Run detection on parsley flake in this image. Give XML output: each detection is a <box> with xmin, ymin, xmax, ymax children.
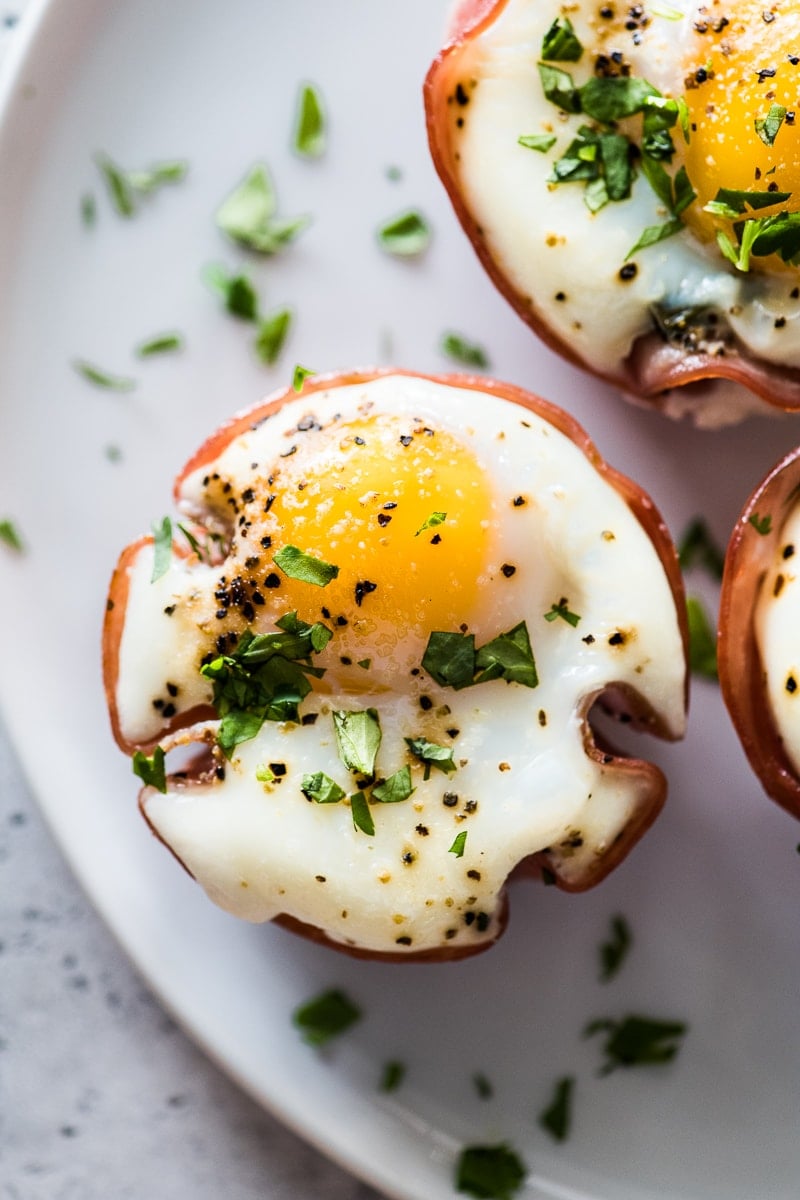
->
<box><xmin>255</xmin><ymin>764</ymin><xmax>275</xmax><ymax>784</ymax></box>
<box><xmin>132</xmin><ymin>746</ymin><xmax>167</xmax><ymax>793</ymax></box>
<box><xmin>449</xmin><ymin>830</ymin><xmax>468</xmax><ymax>858</ymax></box>
<box><xmin>150</xmin><ymin>516</ymin><xmax>173</xmax><ymax>583</ymax></box>
<box><xmin>541</xmin><ymin>16</ymin><xmax>583</xmax><ymax>62</ymax></box>
<box><xmin>94</xmin><ymin>152</ymin><xmax>187</xmax><ymax>217</ymax></box>
<box><xmin>415</xmin><ymin>511</ymin><xmax>447</xmax><ymax>536</ymax></box>
<box><xmin>81</xmin><ymin>193</ymin><xmax>96</xmax><ymax>227</ymax></box>
<box><xmin>72</xmin><ymin>360</ymin><xmax>136</xmax><ymax>391</ymax></box>
<box><xmin>136</xmin><ymin>332</ymin><xmax>184</xmax><ymax>358</ymax></box>
<box><xmin>686</xmin><ymin>595</ymin><xmax>718</xmax><ymax>680</ymax></box>
<box><xmin>755</xmin><ymin>103</ymin><xmax>787</xmax><ymax>148</ymax></box>
<box><xmin>350</xmin><ymin>790</ymin><xmax>375</xmax><ymax>836</ymax></box>
<box><xmin>273</xmin><ymin>544</ymin><xmax>339</xmax><ymax>586</ymax></box>
<box><xmin>599</xmin><ymin>914</ymin><xmax>632</xmax><ymax>982</ymax></box>
<box><xmin>544</xmin><ymin>598</ymin><xmax>580</xmax><ymax>627</ymax></box>
<box><xmin>585</xmin><ymin>1013</ymin><xmax>687</xmax><ymax>1074</ymax></box>
<box><xmin>216</xmin><ymin>164</ymin><xmax>309</xmax><ymax>254</ymax></box>
<box><xmin>518</xmin><ymin>133</ymin><xmax>557</xmax><ymax>153</ymax></box>
<box><xmin>333</xmin><ymin>708</ymin><xmax>382</xmax><ymax>777</ymax></box>
<box><xmin>455</xmin><ymin>1142</ymin><xmax>527</xmax><ymax>1200</ymax></box>
<box><xmin>406</xmin><ymin>736</ymin><xmax>457</xmax><ymax>779</ymax></box>
<box><xmin>372</xmin><ymin>766</ymin><xmax>414</xmax><ymax>804</ymax></box>
<box><xmin>538</xmin><ymin>1076</ymin><xmax>574</xmax><ymax>1142</ymax></box>
<box><xmin>473</xmin><ymin>1072</ymin><xmax>493</xmax><ymax>1099</ymax></box>
<box><xmin>537</xmin><ymin>63</ymin><xmax>581</xmax><ymax>113</ymax></box>
<box><xmin>301</xmin><ymin>772</ymin><xmax>346</xmax><ymax>804</ymax></box>
<box><xmin>749</xmin><ymin>511</ymin><xmax>772</xmax><ymax>535</ymax></box>
<box><xmin>377</xmin><ymin>209</ymin><xmax>431</xmax><ymax>256</ymax></box>
<box><xmin>293</xmin><ymin>83</ymin><xmax>326</xmax><ymax>158</ymax></box>
<box><xmin>203</xmin><ymin>263</ymin><xmax>260</xmax><ymax>321</ymax></box>
<box><xmin>292</xmin><ymin>988</ymin><xmax>361</xmax><ymax>1046</ymax></box>
<box><xmin>678</xmin><ymin>517</ymin><xmax>724</xmax><ymax>580</ymax></box>
<box><xmin>255</xmin><ymin>308</ymin><xmax>292</xmax><ymax>365</ymax></box>
<box><xmin>0</xmin><ymin>519</ymin><xmax>23</xmax><ymax>552</ymax></box>
<box><xmin>440</xmin><ymin>332</ymin><xmax>490</xmax><ymax>369</ymax></box>
<box><xmin>380</xmin><ymin>1060</ymin><xmax>406</xmax><ymax>1092</ymax></box>
<box><xmin>293</xmin><ymin>363</ymin><xmax>316</xmax><ymax>392</ymax></box>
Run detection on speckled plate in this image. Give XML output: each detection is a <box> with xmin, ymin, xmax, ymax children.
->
<box><xmin>2</xmin><ymin>2</ymin><xmax>800</xmax><ymax>1197</ymax></box>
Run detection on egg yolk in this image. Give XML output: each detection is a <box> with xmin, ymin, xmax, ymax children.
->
<box><xmin>260</xmin><ymin>412</ymin><xmax>494</xmax><ymax>665</ymax></box>
<box><xmin>682</xmin><ymin>0</ymin><xmax>800</xmax><ymax>256</ymax></box>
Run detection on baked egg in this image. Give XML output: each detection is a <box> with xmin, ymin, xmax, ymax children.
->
<box><xmin>426</xmin><ymin>0</ymin><xmax>800</xmax><ymax>426</ymax></box>
<box><xmin>103</xmin><ymin>370</ymin><xmax>688</xmax><ymax>959</ymax></box>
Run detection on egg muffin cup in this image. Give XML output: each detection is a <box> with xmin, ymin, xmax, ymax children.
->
<box><xmin>104</xmin><ymin>369</ymin><xmax>688</xmax><ymax>961</ymax></box>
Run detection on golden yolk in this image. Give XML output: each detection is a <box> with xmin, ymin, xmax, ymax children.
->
<box><xmin>682</xmin><ymin>0</ymin><xmax>800</xmax><ymax>258</ymax></box>
<box><xmin>260</xmin><ymin>413</ymin><xmax>494</xmax><ymax>670</ymax></box>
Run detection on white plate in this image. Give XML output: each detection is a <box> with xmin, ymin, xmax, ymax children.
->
<box><xmin>2</xmin><ymin>2</ymin><xmax>800</xmax><ymax>1197</ymax></box>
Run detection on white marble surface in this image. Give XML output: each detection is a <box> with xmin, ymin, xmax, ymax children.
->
<box><xmin>0</xmin><ymin>5</ymin><xmax>378</xmax><ymax>1197</ymax></box>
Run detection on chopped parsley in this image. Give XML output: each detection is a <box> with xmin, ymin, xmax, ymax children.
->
<box><xmin>406</xmin><ymin>737</ymin><xmax>457</xmax><ymax>779</ymax></box>
<box><xmin>372</xmin><ymin>766</ymin><xmax>414</xmax><ymax>804</ymax></box>
<box><xmin>293</xmin><ymin>83</ymin><xmax>326</xmax><ymax>158</ymax></box>
<box><xmin>94</xmin><ymin>152</ymin><xmax>187</xmax><ymax>217</ymax></box>
<box><xmin>585</xmin><ymin>1013</ymin><xmax>687</xmax><ymax>1074</ymax></box>
<box><xmin>377</xmin><ymin>209</ymin><xmax>431</xmax><ymax>256</ymax></box>
<box><xmin>0</xmin><ymin>519</ymin><xmax>23</xmax><ymax>552</ymax></box>
<box><xmin>415</xmin><ymin>511</ymin><xmax>447</xmax><ymax>536</ymax></box>
<box><xmin>176</xmin><ymin>522</ymin><xmax>224</xmax><ymax>565</ymax></box>
<box><xmin>132</xmin><ymin>746</ymin><xmax>167</xmax><ymax>793</ymax></box>
<box><xmin>333</xmin><ymin>708</ymin><xmax>382</xmax><ymax>776</ymax></box>
<box><xmin>380</xmin><ymin>1060</ymin><xmax>406</xmax><ymax>1092</ymax></box>
<box><xmin>448</xmin><ymin>830</ymin><xmax>468</xmax><ymax>858</ymax></box>
<box><xmin>533</xmin><ymin>58</ymin><xmax>699</xmax><ymax>248</ymax></box>
<box><xmin>292</xmin><ymin>988</ymin><xmax>361</xmax><ymax>1046</ymax></box>
<box><xmin>292</xmin><ymin>363</ymin><xmax>316</xmax><ymax>392</ymax></box>
<box><xmin>705</xmin><ymin>188</ymin><xmax>800</xmax><ymax>271</ymax></box>
<box><xmin>150</xmin><ymin>516</ymin><xmax>173</xmax><ymax>583</ymax></box>
<box><xmin>301</xmin><ymin>772</ymin><xmax>346</xmax><ymax>804</ymax></box>
<box><xmin>200</xmin><ymin>614</ymin><xmax>331</xmax><ymax>757</ymax></box>
<box><xmin>349</xmin><ymin>790</ymin><xmax>375</xmax><ymax>836</ymax></box>
<box><xmin>72</xmin><ymin>360</ymin><xmax>136</xmax><ymax>391</ymax></box>
<box><xmin>421</xmin><ymin>622</ymin><xmax>537</xmax><ymax>691</ymax></box>
<box><xmin>136</xmin><ymin>332</ymin><xmax>184</xmax><ymax>357</ymax></box>
<box><xmin>255</xmin><ymin>308</ymin><xmax>293</xmax><ymax>365</ymax></box>
<box><xmin>749</xmin><ymin>511</ymin><xmax>772</xmax><ymax>535</ymax></box>
<box><xmin>454</xmin><ymin>1142</ymin><xmax>527</xmax><ymax>1200</ymax></box>
<box><xmin>598</xmin><ymin>914</ymin><xmax>632</xmax><ymax>982</ymax></box>
<box><xmin>541</xmin><ymin>16</ymin><xmax>583</xmax><ymax>62</ymax></box>
<box><xmin>678</xmin><ymin>517</ymin><xmax>724</xmax><ymax>581</ymax></box>
<box><xmin>544</xmin><ymin>598</ymin><xmax>580</xmax><ymax>627</ymax></box>
<box><xmin>203</xmin><ymin>263</ymin><xmax>260</xmax><ymax>321</ymax></box>
<box><xmin>686</xmin><ymin>595</ymin><xmax>718</xmax><ymax>680</ymax></box>
<box><xmin>273</xmin><ymin>544</ymin><xmax>339</xmax><ymax>587</ymax></box>
<box><xmin>475</xmin><ymin>623</ymin><xmax>538</xmax><ymax>687</ymax></box>
<box><xmin>473</xmin><ymin>1072</ymin><xmax>493</xmax><ymax>1099</ymax></box>
<box><xmin>216</xmin><ymin>164</ymin><xmax>309</xmax><ymax>254</ymax></box>
<box><xmin>255</xmin><ymin>764</ymin><xmax>275</xmax><ymax>784</ymax></box>
<box><xmin>440</xmin><ymin>332</ymin><xmax>490</xmax><ymax>369</ymax></box>
<box><xmin>518</xmin><ymin>133</ymin><xmax>557</xmax><ymax>153</ymax></box>
<box><xmin>81</xmin><ymin>193</ymin><xmax>96</xmax><ymax>227</ymax></box>
<box><xmin>538</xmin><ymin>1076</ymin><xmax>574</xmax><ymax>1142</ymax></box>
<box><xmin>755</xmin><ymin>103</ymin><xmax>787</xmax><ymax>148</ymax></box>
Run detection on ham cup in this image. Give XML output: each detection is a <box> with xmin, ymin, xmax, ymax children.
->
<box><xmin>719</xmin><ymin>446</ymin><xmax>800</xmax><ymax>820</ymax></box>
<box><xmin>425</xmin><ymin>0</ymin><xmax>800</xmax><ymax>428</ymax></box>
<box><xmin>103</xmin><ymin>370</ymin><xmax>688</xmax><ymax>961</ymax></box>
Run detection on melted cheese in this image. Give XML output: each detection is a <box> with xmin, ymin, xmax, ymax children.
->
<box><xmin>114</xmin><ymin>375</ymin><xmax>686</xmax><ymax>954</ymax></box>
